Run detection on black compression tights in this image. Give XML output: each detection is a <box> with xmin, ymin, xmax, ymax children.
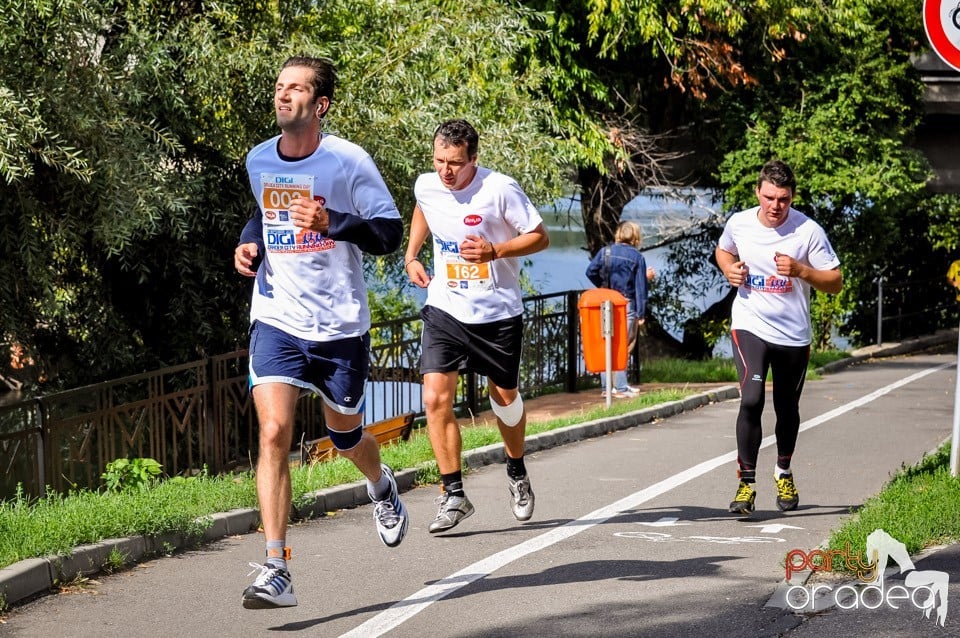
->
<box><xmin>732</xmin><ymin>329</ymin><xmax>810</xmax><ymax>477</ymax></box>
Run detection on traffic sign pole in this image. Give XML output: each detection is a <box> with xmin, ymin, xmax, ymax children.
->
<box><xmin>947</xmin><ymin>260</ymin><xmax>960</xmax><ymax>475</ymax></box>
<box><xmin>952</xmin><ymin>318</ymin><xmax>960</xmax><ymax>477</ymax></box>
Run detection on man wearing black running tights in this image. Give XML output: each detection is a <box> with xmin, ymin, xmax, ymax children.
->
<box><xmin>715</xmin><ymin>160</ymin><xmax>842</xmax><ymax>516</ymax></box>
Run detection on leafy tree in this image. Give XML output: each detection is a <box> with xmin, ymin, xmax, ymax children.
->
<box><xmin>0</xmin><ymin>0</ymin><xmax>566</xmax><ymax>390</ymax></box>
<box><xmin>518</xmin><ymin>0</ymin><xmax>951</xmax><ymax>353</ymax></box>
<box><xmin>518</xmin><ymin>0</ymin><xmax>821</xmax><ymax>254</ymax></box>
<box><xmin>2</xmin><ymin>0</ymin><xmax>951</xmax><ymax>391</ymax></box>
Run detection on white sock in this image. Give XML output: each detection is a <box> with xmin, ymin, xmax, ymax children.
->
<box><xmin>368</xmin><ymin>471</ymin><xmax>391</xmax><ymax>501</ymax></box>
<box><xmin>775</xmin><ymin>465</ymin><xmax>792</xmax><ymax>478</ymax></box>
<box><xmin>265</xmin><ymin>540</ymin><xmax>287</xmax><ymax>570</ymax></box>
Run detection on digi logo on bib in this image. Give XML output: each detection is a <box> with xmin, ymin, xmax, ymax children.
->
<box><xmin>436</xmin><ymin>239</ymin><xmax>459</xmax><ymax>253</ymax></box>
<box><xmin>464</xmin><ymin>214</ymin><xmax>482</xmax><ymax>226</ymax></box>
<box><xmin>745</xmin><ymin>273</ymin><xmax>793</xmax><ymax>294</ymax></box>
<box><xmin>267</xmin><ymin>229</ymin><xmax>296</xmax><ymax>248</ymax></box>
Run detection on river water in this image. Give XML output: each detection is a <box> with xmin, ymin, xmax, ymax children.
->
<box><xmin>528</xmin><ymin>190</ymin><xmax>728</xmax><ymax>337</ymax></box>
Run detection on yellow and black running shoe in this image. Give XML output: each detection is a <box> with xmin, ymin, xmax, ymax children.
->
<box><xmin>728</xmin><ymin>481</ymin><xmax>756</xmax><ymax>515</ymax></box>
<box><xmin>775</xmin><ymin>472</ymin><xmax>799</xmax><ymax>511</ymax></box>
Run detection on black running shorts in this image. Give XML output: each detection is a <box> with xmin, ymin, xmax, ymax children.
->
<box><xmin>419</xmin><ymin>304</ymin><xmax>523</xmax><ymax>390</ymax></box>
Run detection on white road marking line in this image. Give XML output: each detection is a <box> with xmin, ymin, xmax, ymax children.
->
<box><xmin>638</xmin><ymin>516</ymin><xmax>690</xmax><ymax>527</ymax></box>
<box><xmin>746</xmin><ymin>524</ymin><xmax>804</xmax><ymax>534</ymax></box>
<box><xmin>341</xmin><ymin>360</ymin><xmax>953</xmax><ymax>637</ymax></box>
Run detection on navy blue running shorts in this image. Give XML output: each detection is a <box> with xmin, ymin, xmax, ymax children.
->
<box><xmin>419</xmin><ymin>304</ymin><xmax>523</xmax><ymax>390</ymax></box>
<box><xmin>248</xmin><ymin>320</ymin><xmax>369</xmax><ymax>415</ymax></box>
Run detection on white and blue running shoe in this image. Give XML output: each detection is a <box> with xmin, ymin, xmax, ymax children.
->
<box><xmin>242</xmin><ymin>562</ymin><xmax>297</xmax><ymax>609</ymax></box>
<box><xmin>370</xmin><ymin>464</ymin><xmax>409</xmax><ymax>548</ymax></box>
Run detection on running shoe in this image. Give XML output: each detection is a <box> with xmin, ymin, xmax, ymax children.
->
<box><xmin>370</xmin><ymin>464</ymin><xmax>409</xmax><ymax>547</ymax></box>
<box><xmin>775</xmin><ymin>471</ymin><xmax>799</xmax><ymax>511</ymax></box>
<box><xmin>428</xmin><ymin>492</ymin><xmax>475</xmax><ymax>533</ymax></box>
<box><xmin>601</xmin><ymin>389</ymin><xmax>638</xmax><ymax>399</ymax></box>
<box><xmin>728</xmin><ymin>481</ymin><xmax>756</xmax><ymax>515</ymax></box>
<box><xmin>508</xmin><ymin>475</ymin><xmax>535</xmax><ymax>521</ymax></box>
<box><xmin>242</xmin><ymin>563</ymin><xmax>297</xmax><ymax>609</ymax></box>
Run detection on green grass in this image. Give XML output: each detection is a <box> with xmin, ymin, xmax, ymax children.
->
<box><xmin>0</xmin><ymin>476</ymin><xmax>259</xmax><ymax>572</ymax></box>
<box><xmin>0</xmin><ymin>388</ymin><xmax>689</xmax><ymax>572</ymax></box>
<box><xmin>826</xmin><ymin>442</ymin><xmax>960</xmax><ymax>563</ymax></box>
<box><xmin>639</xmin><ymin>350</ymin><xmax>849</xmax><ymax>384</ymax></box>
<box><xmin>642</xmin><ymin>357</ymin><xmax>738</xmax><ymax>383</ymax></box>
<box><xmin>809</xmin><ymin>349</ymin><xmax>851</xmax><ymax>370</ymax></box>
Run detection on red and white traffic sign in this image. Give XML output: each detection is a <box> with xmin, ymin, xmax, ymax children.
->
<box><xmin>925</xmin><ymin>0</ymin><xmax>960</xmax><ymax>72</ymax></box>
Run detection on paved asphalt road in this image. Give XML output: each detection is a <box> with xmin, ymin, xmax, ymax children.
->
<box><xmin>3</xmin><ymin>352</ymin><xmax>959</xmax><ymax>637</ymax></box>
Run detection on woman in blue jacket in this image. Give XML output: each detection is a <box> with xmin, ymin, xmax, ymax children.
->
<box><xmin>585</xmin><ymin>221</ymin><xmax>651</xmax><ymax>397</ymax></box>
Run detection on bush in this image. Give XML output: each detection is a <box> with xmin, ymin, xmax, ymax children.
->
<box><xmin>101</xmin><ymin>458</ymin><xmax>163</xmax><ymax>493</ymax></box>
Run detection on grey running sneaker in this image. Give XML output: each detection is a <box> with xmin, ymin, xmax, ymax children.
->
<box><xmin>370</xmin><ymin>464</ymin><xmax>409</xmax><ymax>548</ymax></box>
<box><xmin>428</xmin><ymin>492</ymin><xmax>475</xmax><ymax>533</ymax></box>
<box><xmin>242</xmin><ymin>563</ymin><xmax>297</xmax><ymax>609</ymax></box>
<box><xmin>508</xmin><ymin>475</ymin><xmax>535</xmax><ymax>521</ymax></box>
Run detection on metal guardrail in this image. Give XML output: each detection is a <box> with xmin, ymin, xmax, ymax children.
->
<box><xmin>873</xmin><ymin>276</ymin><xmax>959</xmax><ymax>345</ymax></box>
<box><xmin>0</xmin><ymin>291</ymin><xmax>590</xmax><ymax>499</ymax></box>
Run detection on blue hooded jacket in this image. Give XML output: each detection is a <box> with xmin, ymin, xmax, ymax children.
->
<box><xmin>585</xmin><ymin>243</ymin><xmax>648</xmax><ymax>318</ymax></box>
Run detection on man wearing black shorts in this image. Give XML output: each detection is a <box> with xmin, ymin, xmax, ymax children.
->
<box><xmin>716</xmin><ymin>160</ymin><xmax>842</xmax><ymax>516</ymax></box>
<box><xmin>404</xmin><ymin>119</ymin><xmax>549</xmax><ymax>532</ymax></box>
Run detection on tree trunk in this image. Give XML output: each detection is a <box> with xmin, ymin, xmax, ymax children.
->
<box><xmin>578</xmin><ymin>166</ymin><xmax>636</xmax><ymax>256</ymax></box>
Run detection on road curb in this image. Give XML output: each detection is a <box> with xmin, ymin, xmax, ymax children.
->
<box><xmin>0</xmin><ymin>333</ymin><xmax>949</xmax><ymax>610</ymax></box>
<box><xmin>816</xmin><ymin>328</ymin><xmax>958</xmax><ymax>375</ymax></box>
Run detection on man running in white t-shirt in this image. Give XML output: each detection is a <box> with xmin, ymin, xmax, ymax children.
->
<box><xmin>404</xmin><ymin>119</ymin><xmax>549</xmax><ymax>533</ymax></box>
<box><xmin>233</xmin><ymin>56</ymin><xmax>408</xmax><ymax>609</ymax></box>
<box><xmin>715</xmin><ymin>160</ymin><xmax>842</xmax><ymax>516</ymax></box>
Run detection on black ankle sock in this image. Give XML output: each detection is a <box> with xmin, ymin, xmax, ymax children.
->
<box><xmin>777</xmin><ymin>455</ymin><xmax>792</xmax><ymax>472</ymax></box>
<box><xmin>738</xmin><ymin>468</ymin><xmax>756</xmax><ymax>484</ymax></box>
<box><xmin>506</xmin><ymin>456</ymin><xmax>527</xmax><ymax>480</ymax></box>
<box><xmin>441</xmin><ymin>472</ymin><xmax>464</xmax><ymax>496</ymax></box>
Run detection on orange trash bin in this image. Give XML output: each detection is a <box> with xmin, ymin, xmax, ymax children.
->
<box><xmin>578</xmin><ymin>289</ymin><xmax>628</xmax><ymax>373</ymax></box>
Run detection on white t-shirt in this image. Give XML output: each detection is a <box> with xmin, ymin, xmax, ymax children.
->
<box><xmin>415</xmin><ymin>167</ymin><xmax>543</xmax><ymax>323</ymax></box>
<box><xmin>718</xmin><ymin>206</ymin><xmax>840</xmax><ymax>346</ymax></box>
<box><xmin>245</xmin><ymin>134</ymin><xmax>400</xmax><ymax>341</ymax></box>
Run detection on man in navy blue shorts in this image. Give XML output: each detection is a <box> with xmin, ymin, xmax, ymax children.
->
<box><xmin>233</xmin><ymin>56</ymin><xmax>408</xmax><ymax>609</ymax></box>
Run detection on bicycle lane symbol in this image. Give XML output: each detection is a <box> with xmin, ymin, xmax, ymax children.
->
<box><xmin>614</xmin><ymin>521</ymin><xmax>803</xmax><ymax>544</ymax></box>
<box><xmin>614</xmin><ymin>531</ymin><xmax>787</xmax><ymax>544</ymax></box>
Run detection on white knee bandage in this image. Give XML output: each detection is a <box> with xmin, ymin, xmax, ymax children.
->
<box><xmin>490</xmin><ymin>395</ymin><xmax>524</xmax><ymax>427</ymax></box>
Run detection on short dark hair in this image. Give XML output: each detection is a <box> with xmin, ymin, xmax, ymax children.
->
<box><xmin>757</xmin><ymin>160</ymin><xmax>796</xmax><ymax>193</ymax></box>
<box><xmin>281</xmin><ymin>56</ymin><xmax>336</xmax><ymax>103</ymax></box>
<box><xmin>434</xmin><ymin>119</ymin><xmax>479</xmax><ymax>158</ymax></box>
